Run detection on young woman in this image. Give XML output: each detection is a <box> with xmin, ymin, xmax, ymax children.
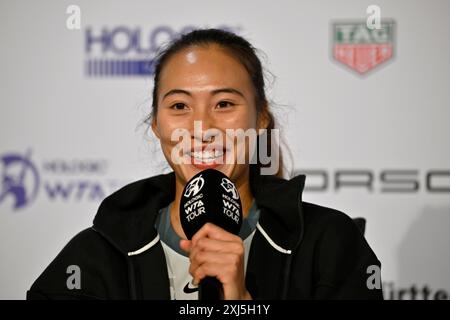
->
<box><xmin>27</xmin><ymin>29</ymin><xmax>382</xmax><ymax>300</ymax></box>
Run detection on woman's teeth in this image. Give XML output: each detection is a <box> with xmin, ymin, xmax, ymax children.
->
<box><xmin>189</xmin><ymin>150</ymin><xmax>224</xmax><ymax>162</ymax></box>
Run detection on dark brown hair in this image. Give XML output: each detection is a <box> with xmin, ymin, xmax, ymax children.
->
<box><xmin>148</xmin><ymin>28</ymin><xmax>283</xmax><ymax>177</ymax></box>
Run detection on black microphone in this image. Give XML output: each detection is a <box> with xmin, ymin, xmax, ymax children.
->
<box><xmin>180</xmin><ymin>169</ymin><xmax>243</xmax><ymax>300</ymax></box>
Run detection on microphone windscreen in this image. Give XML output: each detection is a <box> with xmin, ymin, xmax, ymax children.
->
<box><xmin>180</xmin><ymin>169</ymin><xmax>242</xmax><ymax>239</ymax></box>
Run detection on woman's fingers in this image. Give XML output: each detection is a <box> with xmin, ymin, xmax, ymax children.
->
<box><xmin>190</xmin><ymin>259</ymin><xmax>241</xmax><ymax>285</ymax></box>
<box><xmin>179</xmin><ymin>239</ymin><xmax>192</xmax><ymax>253</ymax></box>
<box><xmin>189</xmin><ymin>251</ymin><xmax>241</xmax><ymax>276</ymax></box>
<box><xmin>191</xmin><ymin>223</ymin><xmax>241</xmax><ymax>245</ymax></box>
<box><xmin>196</xmin><ymin>237</ymin><xmax>244</xmax><ymax>253</ymax></box>
<box><xmin>178</xmin><ymin>223</ymin><xmax>251</xmax><ymax>300</ymax></box>
<box><xmin>180</xmin><ymin>237</ymin><xmax>242</xmax><ymax>255</ymax></box>
<box><xmin>180</xmin><ymin>223</ymin><xmax>242</xmax><ymax>255</ymax></box>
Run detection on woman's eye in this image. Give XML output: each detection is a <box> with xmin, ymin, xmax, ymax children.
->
<box><xmin>217</xmin><ymin>101</ymin><xmax>234</xmax><ymax>109</ymax></box>
<box><xmin>171</xmin><ymin>103</ymin><xmax>187</xmax><ymax>110</ymax></box>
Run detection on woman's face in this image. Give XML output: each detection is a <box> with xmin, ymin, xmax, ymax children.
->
<box><xmin>152</xmin><ymin>44</ymin><xmax>262</xmax><ymax>187</ymax></box>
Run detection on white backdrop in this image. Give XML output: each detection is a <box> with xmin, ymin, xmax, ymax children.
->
<box><xmin>1</xmin><ymin>0</ymin><xmax>449</xmax><ymax>299</ymax></box>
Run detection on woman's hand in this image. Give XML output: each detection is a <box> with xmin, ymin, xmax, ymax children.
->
<box><xmin>180</xmin><ymin>223</ymin><xmax>252</xmax><ymax>300</ymax></box>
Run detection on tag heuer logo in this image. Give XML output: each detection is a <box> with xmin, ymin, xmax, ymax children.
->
<box><xmin>332</xmin><ymin>20</ymin><xmax>395</xmax><ymax>75</ymax></box>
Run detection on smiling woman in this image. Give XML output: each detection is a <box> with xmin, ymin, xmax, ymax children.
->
<box><xmin>27</xmin><ymin>29</ymin><xmax>383</xmax><ymax>300</ymax></box>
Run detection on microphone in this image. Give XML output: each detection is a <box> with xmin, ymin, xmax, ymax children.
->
<box><xmin>180</xmin><ymin>169</ymin><xmax>243</xmax><ymax>300</ymax></box>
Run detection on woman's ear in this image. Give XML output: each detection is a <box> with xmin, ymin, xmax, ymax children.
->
<box><xmin>257</xmin><ymin>105</ymin><xmax>271</xmax><ymax>131</ymax></box>
<box><xmin>151</xmin><ymin>117</ymin><xmax>161</xmax><ymax>139</ymax></box>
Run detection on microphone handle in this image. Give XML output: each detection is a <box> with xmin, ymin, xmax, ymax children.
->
<box><xmin>199</xmin><ymin>276</ymin><xmax>224</xmax><ymax>300</ymax></box>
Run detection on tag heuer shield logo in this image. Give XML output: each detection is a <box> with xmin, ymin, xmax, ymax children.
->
<box><xmin>332</xmin><ymin>20</ymin><xmax>395</xmax><ymax>75</ymax></box>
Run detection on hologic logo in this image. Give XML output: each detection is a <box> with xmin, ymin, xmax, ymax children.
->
<box><xmin>85</xmin><ymin>25</ymin><xmax>241</xmax><ymax>77</ymax></box>
<box><xmin>0</xmin><ymin>150</ymin><xmax>39</xmax><ymax>209</ymax></box>
<box><xmin>0</xmin><ymin>150</ymin><xmax>127</xmax><ymax>211</ymax></box>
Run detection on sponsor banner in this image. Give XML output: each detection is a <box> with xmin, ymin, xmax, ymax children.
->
<box><xmin>332</xmin><ymin>20</ymin><xmax>395</xmax><ymax>75</ymax></box>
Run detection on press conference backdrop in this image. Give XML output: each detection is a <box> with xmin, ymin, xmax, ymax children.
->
<box><xmin>1</xmin><ymin>0</ymin><xmax>449</xmax><ymax>300</ymax></box>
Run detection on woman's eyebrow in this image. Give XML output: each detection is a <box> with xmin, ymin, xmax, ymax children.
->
<box><xmin>162</xmin><ymin>88</ymin><xmax>245</xmax><ymax>100</ymax></box>
<box><xmin>211</xmin><ymin>88</ymin><xmax>245</xmax><ymax>98</ymax></box>
<box><xmin>162</xmin><ymin>89</ymin><xmax>191</xmax><ymax>100</ymax></box>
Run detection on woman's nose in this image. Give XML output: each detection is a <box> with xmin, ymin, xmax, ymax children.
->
<box><xmin>190</xmin><ymin>108</ymin><xmax>219</xmax><ymax>143</ymax></box>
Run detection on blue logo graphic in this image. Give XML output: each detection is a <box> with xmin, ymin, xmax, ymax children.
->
<box><xmin>0</xmin><ymin>150</ymin><xmax>40</xmax><ymax>209</ymax></box>
<box><xmin>1</xmin><ymin>150</ymin><xmax>127</xmax><ymax>211</ymax></box>
<box><xmin>85</xmin><ymin>25</ymin><xmax>240</xmax><ymax>77</ymax></box>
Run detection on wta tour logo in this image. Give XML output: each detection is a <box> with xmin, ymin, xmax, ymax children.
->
<box><xmin>0</xmin><ymin>151</ymin><xmax>40</xmax><ymax>209</ymax></box>
<box><xmin>221</xmin><ymin>177</ymin><xmax>239</xmax><ymax>200</ymax></box>
<box><xmin>0</xmin><ymin>150</ymin><xmax>126</xmax><ymax>211</ymax></box>
<box><xmin>332</xmin><ymin>20</ymin><xmax>395</xmax><ymax>75</ymax></box>
<box><xmin>184</xmin><ymin>175</ymin><xmax>205</xmax><ymax>198</ymax></box>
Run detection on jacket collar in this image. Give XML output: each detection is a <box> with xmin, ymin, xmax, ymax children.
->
<box><xmin>93</xmin><ymin>168</ymin><xmax>306</xmax><ymax>255</ymax></box>
<box><xmin>250</xmin><ymin>167</ymin><xmax>306</xmax><ymax>251</ymax></box>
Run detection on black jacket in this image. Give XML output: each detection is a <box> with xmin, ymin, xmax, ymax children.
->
<box><xmin>27</xmin><ymin>171</ymin><xmax>383</xmax><ymax>299</ymax></box>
